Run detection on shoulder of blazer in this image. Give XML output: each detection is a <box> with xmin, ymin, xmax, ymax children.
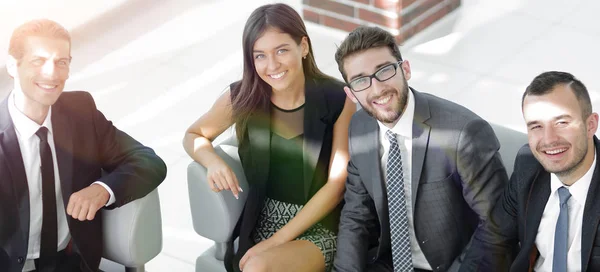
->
<box><xmin>414</xmin><ymin>89</ymin><xmax>483</xmax><ymax>126</ymax></box>
<box><xmin>53</xmin><ymin>91</ymin><xmax>97</xmax><ymax>116</ymax></box>
<box><xmin>350</xmin><ymin>109</ymin><xmax>373</xmax><ymax>126</ymax></box>
<box><xmin>312</xmin><ymin>77</ymin><xmax>345</xmax><ymax>99</ymax></box>
<box><xmin>306</xmin><ymin>77</ymin><xmax>347</xmax><ymax>124</ymax></box>
<box><xmin>512</xmin><ymin>144</ymin><xmax>543</xmax><ymax>186</ymax></box>
<box><xmin>348</xmin><ymin>109</ymin><xmax>377</xmax><ymax>139</ymax></box>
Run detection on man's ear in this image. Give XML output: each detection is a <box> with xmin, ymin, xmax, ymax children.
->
<box><xmin>343</xmin><ymin>86</ymin><xmax>358</xmax><ymax>103</ymax></box>
<box><xmin>401</xmin><ymin>60</ymin><xmax>411</xmax><ymax>81</ymax></box>
<box><xmin>587</xmin><ymin>112</ymin><xmax>599</xmax><ymax>138</ymax></box>
<box><xmin>6</xmin><ymin>55</ymin><xmax>18</xmax><ymax>79</ymax></box>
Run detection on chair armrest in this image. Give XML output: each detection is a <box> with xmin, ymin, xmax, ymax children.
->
<box><xmin>101</xmin><ymin>188</ymin><xmax>162</xmax><ymax>267</ymax></box>
<box><xmin>187</xmin><ymin>143</ymin><xmax>248</xmax><ymax>244</ymax></box>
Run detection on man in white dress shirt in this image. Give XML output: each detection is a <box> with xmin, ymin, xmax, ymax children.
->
<box><xmin>461</xmin><ymin>71</ymin><xmax>600</xmax><ymax>272</ymax></box>
<box><xmin>0</xmin><ymin>19</ymin><xmax>166</xmax><ymax>272</ymax></box>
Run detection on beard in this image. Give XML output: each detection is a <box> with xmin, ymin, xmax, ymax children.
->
<box><xmin>357</xmin><ymin>80</ymin><xmax>409</xmax><ymax>125</ymax></box>
<box><xmin>534</xmin><ymin>131</ymin><xmax>589</xmax><ymax>178</ymax></box>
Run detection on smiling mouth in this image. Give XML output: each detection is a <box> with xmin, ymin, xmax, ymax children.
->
<box><xmin>543</xmin><ymin>148</ymin><xmax>568</xmax><ymax>155</ymax></box>
<box><xmin>36</xmin><ymin>83</ymin><xmax>58</xmax><ymax>90</ymax></box>
<box><xmin>269</xmin><ymin>71</ymin><xmax>286</xmax><ymax>79</ymax></box>
<box><xmin>372</xmin><ymin>93</ymin><xmax>394</xmax><ymax>106</ymax></box>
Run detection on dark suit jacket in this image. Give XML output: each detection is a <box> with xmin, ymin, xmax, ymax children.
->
<box><xmin>0</xmin><ymin>91</ymin><xmax>166</xmax><ymax>272</ymax></box>
<box><xmin>460</xmin><ymin>137</ymin><xmax>600</xmax><ymax>272</ymax></box>
<box><xmin>334</xmin><ymin>90</ymin><xmax>508</xmax><ymax>272</ymax></box>
<box><xmin>224</xmin><ymin>78</ymin><xmax>347</xmax><ymax>272</ymax></box>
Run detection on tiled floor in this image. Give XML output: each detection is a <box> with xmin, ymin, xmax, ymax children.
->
<box><xmin>1</xmin><ymin>0</ymin><xmax>599</xmax><ymax>271</ymax></box>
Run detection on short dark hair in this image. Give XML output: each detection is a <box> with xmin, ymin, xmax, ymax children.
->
<box><xmin>522</xmin><ymin>71</ymin><xmax>592</xmax><ymax>118</ymax></box>
<box><xmin>334</xmin><ymin>26</ymin><xmax>402</xmax><ymax>82</ymax></box>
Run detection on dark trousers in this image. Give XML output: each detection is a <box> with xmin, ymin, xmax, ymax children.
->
<box><xmin>32</xmin><ymin>250</ymin><xmax>82</xmax><ymax>272</ymax></box>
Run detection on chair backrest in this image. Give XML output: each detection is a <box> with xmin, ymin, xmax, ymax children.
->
<box><xmin>187</xmin><ymin>138</ymin><xmax>248</xmax><ymax>244</ymax></box>
<box><xmin>489</xmin><ymin>123</ymin><xmax>528</xmax><ymax>176</ymax></box>
<box><xmin>101</xmin><ymin>188</ymin><xmax>163</xmax><ymax>267</ymax></box>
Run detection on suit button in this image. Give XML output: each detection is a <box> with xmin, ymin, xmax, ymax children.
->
<box><xmin>17</xmin><ymin>257</ymin><xmax>24</xmax><ymax>263</ymax></box>
<box><xmin>421</xmin><ymin>239</ymin><xmax>428</xmax><ymax>244</ymax></box>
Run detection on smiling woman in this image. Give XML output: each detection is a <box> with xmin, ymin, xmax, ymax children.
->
<box><xmin>252</xmin><ymin>27</ymin><xmax>307</xmax><ymax>96</ymax></box>
<box><xmin>182</xmin><ymin>3</ymin><xmax>356</xmax><ymax>272</ymax></box>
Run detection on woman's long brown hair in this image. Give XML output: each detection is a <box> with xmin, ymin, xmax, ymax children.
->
<box><xmin>231</xmin><ymin>3</ymin><xmax>331</xmax><ymax>143</ymax></box>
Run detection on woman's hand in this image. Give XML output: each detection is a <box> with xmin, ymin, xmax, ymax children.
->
<box><xmin>206</xmin><ymin>159</ymin><xmax>242</xmax><ymax>199</ymax></box>
<box><xmin>239</xmin><ymin>237</ymin><xmax>282</xmax><ymax>271</ymax></box>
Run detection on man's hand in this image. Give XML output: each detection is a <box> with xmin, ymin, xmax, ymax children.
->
<box><xmin>66</xmin><ymin>184</ymin><xmax>110</xmax><ymax>221</ymax></box>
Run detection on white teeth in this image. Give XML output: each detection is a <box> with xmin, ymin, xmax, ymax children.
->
<box><xmin>269</xmin><ymin>71</ymin><xmax>286</xmax><ymax>79</ymax></box>
<box><xmin>545</xmin><ymin>148</ymin><xmax>567</xmax><ymax>155</ymax></box>
<box><xmin>38</xmin><ymin>84</ymin><xmax>57</xmax><ymax>89</ymax></box>
<box><xmin>374</xmin><ymin>96</ymin><xmax>391</xmax><ymax>104</ymax></box>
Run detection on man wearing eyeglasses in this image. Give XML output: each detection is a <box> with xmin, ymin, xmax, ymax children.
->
<box><xmin>332</xmin><ymin>26</ymin><xmax>508</xmax><ymax>272</ymax></box>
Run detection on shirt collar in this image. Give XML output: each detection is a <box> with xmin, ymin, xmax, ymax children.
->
<box><xmin>378</xmin><ymin>89</ymin><xmax>415</xmax><ymax>139</ymax></box>
<box><xmin>7</xmin><ymin>91</ymin><xmax>54</xmax><ymax>140</ymax></box>
<box><xmin>550</xmin><ymin>151</ymin><xmax>597</xmax><ymax>206</ymax></box>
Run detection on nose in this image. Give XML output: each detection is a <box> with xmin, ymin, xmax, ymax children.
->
<box><xmin>267</xmin><ymin>55</ymin><xmax>280</xmax><ymax>71</ymax></box>
<box><xmin>40</xmin><ymin>60</ymin><xmax>56</xmax><ymax>78</ymax></box>
<box><xmin>370</xmin><ymin>77</ymin><xmax>385</xmax><ymax>96</ymax></box>
<box><xmin>542</xmin><ymin>126</ymin><xmax>560</xmax><ymax>145</ymax></box>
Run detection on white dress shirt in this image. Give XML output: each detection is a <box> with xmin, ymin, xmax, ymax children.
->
<box><xmin>378</xmin><ymin>90</ymin><xmax>432</xmax><ymax>270</ymax></box>
<box><xmin>7</xmin><ymin>92</ymin><xmax>115</xmax><ymax>272</ymax></box>
<box><xmin>534</xmin><ymin>153</ymin><xmax>596</xmax><ymax>272</ymax></box>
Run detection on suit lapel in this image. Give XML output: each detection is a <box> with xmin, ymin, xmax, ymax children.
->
<box><xmin>580</xmin><ymin>137</ymin><xmax>600</xmax><ymax>271</ymax></box>
<box><xmin>302</xmin><ymin>79</ymin><xmax>327</xmax><ymax>200</ymax></box>
<box><xmin>524</xmin><ymin>170</ymin><xmax>550</xmax><ymax>251</ymax></box>
<box><xmin>0</xmin><ymin>97</ymin><xmax>30</xmax><ymax>245</ymax></box>
<box><xmin>366</xmin><ymin>117</ymin><xmax>388</xmax><ymax>221</ymax></box>
<box><xmin>51</xmin><ymin>104</ymin><xmax>74</xmax><ymax>207</ymax></box>
<box><xmin>361</xmin><ymin>114</ymin><xmax>391</xmax><ymax>252</ymax></box>
<box><xmin>410</xmin><ymin>90</ymin><xmax>431</xmax><ymax>211</ymax></box>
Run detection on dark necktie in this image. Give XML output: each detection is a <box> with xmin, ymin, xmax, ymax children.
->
<box><xmin>36</xmin><ymin>127</ymin><xmax>58</xmax><ymax>269</ymax></box>
<box><xmin>553</xmin><ymin>186</ymin><xmax>571</xmax><ymax>272</ymax></box>
<box><xmin>385</xmin><ymin>130</ymin><xmax>413</xmax><ymax>271</ymax></box>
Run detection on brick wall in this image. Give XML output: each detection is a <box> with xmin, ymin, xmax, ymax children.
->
<box><xmin>303</xmin><ymin>0</ymin><xmax>461</xmax><ymax>43</ymax></box>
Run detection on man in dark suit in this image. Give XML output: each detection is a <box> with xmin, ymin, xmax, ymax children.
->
<box><xmin>332</xmin><ymin>26</ymin><xmax>508</xmax><ymax>272</ymax></box>
<box><xmin>0</xmin><ymin>19</ymin><xmax>166</xmax><ymax>272</ymax></box>
<box><xmin>460</xmin><ymin>71</ymin><xmax>600</xmax><ymax>272</ymax></box>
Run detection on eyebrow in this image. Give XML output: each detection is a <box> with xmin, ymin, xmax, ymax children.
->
<box><xmin>348</xmin><ymin>61</ymin><xmax>395</xmax><ymax>81</ymax></box>
<box><xmin>29</xmin><ymin>55</ymin><xmax>72</xmax><ymax>61</ymax></box>
<box><xmin>253</xmin><ymin>43</ymin><xmax>290</xmax><ymax>53</ymax></box>
<box><xmin>526</xmin><ymin>114</ymin><xmax>572</xmax><ymax>126</ymax></box>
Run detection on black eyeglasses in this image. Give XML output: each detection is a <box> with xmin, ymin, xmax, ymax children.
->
<box><xmin>348</xmin><ymin>61</ymin><xmax>403</xmax><ymax>92</ymax></box>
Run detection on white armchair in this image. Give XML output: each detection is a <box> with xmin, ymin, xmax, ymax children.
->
<box><xmin>100</xmin><ymin>188</ymin><xmax>163</xmax><ymax>272</ymax></box>
<box><xmin>185</xmin><ymin>124</ymin><xmax>526</xmax><ymax>272</ymax></box>
<box><xmin>187</xmin><ymin>137</ymin><xmax>247</xmax><ymax>272</ymax></box>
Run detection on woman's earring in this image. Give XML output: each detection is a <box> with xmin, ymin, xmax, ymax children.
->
<box><xmin>303</xmin><ymin>55</ymin><xmax>307</xmax><ymax>59</ymax></box>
